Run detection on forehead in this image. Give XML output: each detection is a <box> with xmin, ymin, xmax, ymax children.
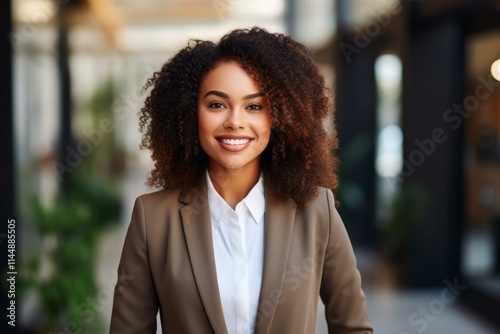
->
<box><xmin>200</xmin><ymin>61</ymin><xmax>261</xmax><ymax>93</ymax></box>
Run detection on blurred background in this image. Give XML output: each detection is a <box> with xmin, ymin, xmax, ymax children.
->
<box><xmin>2</xmin><ymin>0</ymin><xmax>500</xmax><ymax>333</ymax></box>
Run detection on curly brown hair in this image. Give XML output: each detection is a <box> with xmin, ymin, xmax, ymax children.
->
<box><xmin>139</xmin><ymin>27</ymin><xmax>339</xmax><ymax>209</ymax></box>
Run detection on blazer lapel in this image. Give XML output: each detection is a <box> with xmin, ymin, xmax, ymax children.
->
<box><xmin>255</xmin><ymin>193</ymin><xmax>297</xmax><ymax>334</ymax></box>
<box><xmin>179</xmin><ymin>175</ymin><xmax>228</xmax><ymax>334</ymax></box>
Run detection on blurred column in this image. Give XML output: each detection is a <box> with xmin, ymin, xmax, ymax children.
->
<box><xmin>336</xmin><ymin>0</ymin><xmax>350</xmax><ymax>36</ymax></box>
<box><xmin>496</xmin><ymin>217</ymin><xmax>500</xmax><ymax>273</ymax></box>
<box><xmin>1</xmin><ymin>1</ymin><xmax>15</xmax><ymax>333</ymax></box>
<box><xmin>285</xmin><ymin>0</ymin><xmax>298</xmax><ymax>37</ymax></box>
<box><xmin>335</xmin><ymin>0</ymin><xmax>377</xmax><ymax>246</ymax></box>
<box><xmin>57</xmin><ymin>3</ymin><xmax>73</xmax><ymax>195</ymax></box>
<box><xmin>1</xmin><ymin>3</ymin><xmax>14</xmax><ymax>216</ymax></box>
<box><xmin>402</xmin><ymin>6</ymin><xmax>464</xmax><ymax>287</ymax></box>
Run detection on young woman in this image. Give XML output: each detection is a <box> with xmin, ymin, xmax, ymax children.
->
<box><xmin>110</xmin><ymin>27</ymin><xmax>373</xmax><ymax>334</ymax></box>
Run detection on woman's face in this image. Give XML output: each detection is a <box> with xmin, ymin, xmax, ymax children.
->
<box><xmin>197</xmin><ymin>61</ymin><xmax>271</xmax><ymax>175</ymax></box>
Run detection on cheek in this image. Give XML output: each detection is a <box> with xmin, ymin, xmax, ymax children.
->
<box><xmin>197</xmin><ymin>111</ymin><xmax>219</xmax><ymax>152</ymax></box>
<box><xmin>261</xmin><ymin>117</ymin><xmax>272</xmax><ymax>141</ymax></box>
<box><xmin>197</xmin><ymin>125</ymin><xmax>211</xmax><ymax>155</ymax></box>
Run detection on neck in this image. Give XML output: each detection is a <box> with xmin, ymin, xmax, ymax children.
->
<box><xmin>208</xmin><ymin>163</ymin><xmax>261</xmax><ymax>210</ymax></box>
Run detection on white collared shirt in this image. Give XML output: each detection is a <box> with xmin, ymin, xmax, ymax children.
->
<box><xmin>206</xmin><ymin>171</ymin><xmax>265</xmax><ymax>334</ymax></box>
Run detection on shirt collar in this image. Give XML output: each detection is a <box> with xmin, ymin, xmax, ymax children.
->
<box><xmin>206</xmin><ymin>170</ymin><xmax>265</xmax><ymax>228</ymax></box>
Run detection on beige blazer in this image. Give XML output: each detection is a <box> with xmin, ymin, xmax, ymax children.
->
<box><xmin>110</xmin><ymin>175</ymin><xmax>372</xmax><ymax>334</ymax></box>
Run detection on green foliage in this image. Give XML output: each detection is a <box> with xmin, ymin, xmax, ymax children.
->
<box><xmin>336</xmin><ymin>132</ymin><xmax>374</xmax><ymax>239</ymax></box>
<box><xmin>19</xmin><ymin>75</ymin><xmax>126</xmax><ymax>332</ymax></box>
<box><xmin>381</xmin><ymin>181</ymin><xmax>432</xmax><ymax>263</ymax></box>
<box><xmin>22</xmin><ymin>172</ymin><xmax>121</xmax><ymax>332</ymax></box>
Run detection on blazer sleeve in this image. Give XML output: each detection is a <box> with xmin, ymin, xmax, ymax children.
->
<box><xmin>109</xmin><ymin>196</ymin><xmax>159</xmax><ymax>333</ymax></box>
<box><xmin>320</xmin><ymin>189</ymin><xmax>373</xmax><ymax>334</ymax></box>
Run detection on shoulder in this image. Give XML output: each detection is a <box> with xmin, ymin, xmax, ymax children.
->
<box><xmin>136</xmin><ymin>188</ymin><xmax>182</xmax><ymax>206</ymax></box>
<box><xmin>127</xmin><ymin>188</ymin><xmax>186</xmax><ymax>252</ymax></box>
<box><xmin>132</xmin><ymin>187</ymin><xmax>183</xmax><ymax>221</ymax></box>
<box><xmin>137</xmin><ymin>187</ymin><xmax>182</xmax><ymax>205</ymax></box>
<box><xmin>299</xmin><ymin>187</ymin><xmax>335</xmax><ymax>216</ymax></box>
<box><xmin>291</xmin><ymin>187</ymin><xmax>337</xmax><ymax>237</ymax></box>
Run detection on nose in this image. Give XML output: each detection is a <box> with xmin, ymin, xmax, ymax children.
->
<box><xmin>223</xmin><ymin>108</ymin><xmax>245</xmax><ymax>130</ymax></box>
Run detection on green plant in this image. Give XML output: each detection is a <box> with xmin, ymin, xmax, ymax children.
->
<box><xmin>19</xmin><ymin>76</ymin><xmax>125</xmax><ymax>332</ymax></box>
<box><xmin>381</xmin><ymin>181</ymin><xmax>432</xmax><ymax>264</ymax></box>
<box><xmin>22</xmin><ymin>172</ymin><xmax>121</xmax><ymax>332</ymax></box>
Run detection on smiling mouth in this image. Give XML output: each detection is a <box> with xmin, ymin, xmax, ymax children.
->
<box><xmin>217</xmin><ymin>138</ymin><xmax>252</xmax><ymax>146</ymax></box>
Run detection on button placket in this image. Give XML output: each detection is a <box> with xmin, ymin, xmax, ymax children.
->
<box><xmin>230</xmin><ymin>207</ymin><xmax>250</xmax><ymax>333</ymax></box>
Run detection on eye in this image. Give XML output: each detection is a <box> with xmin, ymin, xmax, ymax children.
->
<box><xmin>247</xmin><ymin>103</ymin><xmax>263</xmax><ymax>111</ymax></box>
<box><xmin>208</xmin><ymin>101</ymin><xmax>225</xmax><ymax>109</ymax></box>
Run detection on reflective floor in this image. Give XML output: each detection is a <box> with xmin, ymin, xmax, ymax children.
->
<box><xmin>316</xmin><ymin>289</ymin><xmax>498</xmax><ymax>334</ymax></box>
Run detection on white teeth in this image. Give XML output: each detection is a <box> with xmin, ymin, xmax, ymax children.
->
<box><xmin>220</xmin><ymin>138</ymin><xmax>250</xmax><ymax>145</ymax></box>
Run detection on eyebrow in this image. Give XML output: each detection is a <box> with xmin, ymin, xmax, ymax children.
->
<box><xmin>204</xmin><ymin>90</ymin><xmax>264</xmax><ymax>100</ymax></box>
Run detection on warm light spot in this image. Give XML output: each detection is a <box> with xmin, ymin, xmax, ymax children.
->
<box><xmin>491</xmin><ymin>59</ymin><xmax>500</xmax><ymax>82</ymax></box>
<box><xmin>16</xmin><ymin>0</ymin><xmax>57</xmax><ymax>24</ymax></box>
